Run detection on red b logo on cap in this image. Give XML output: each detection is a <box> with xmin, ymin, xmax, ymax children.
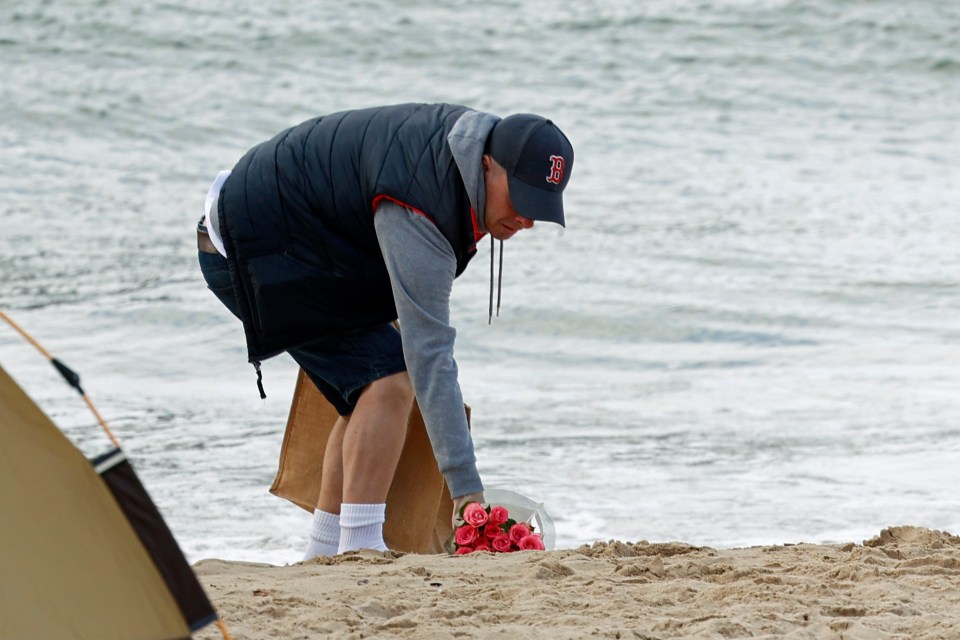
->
<box><xmin>546</xmin><ymin>155</ymin><xmax>565</xmax><ymax>185</ymax></box>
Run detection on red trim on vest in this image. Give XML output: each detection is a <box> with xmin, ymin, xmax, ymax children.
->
<box><xmin>372</xmin><ymin>195</ymin><xmax>436</xmax><ymax>223</ymax></box>
<box><xmin>469</xmin><ymin>206</ymin><xmax>487</xmax><ymax>243</ymax></box>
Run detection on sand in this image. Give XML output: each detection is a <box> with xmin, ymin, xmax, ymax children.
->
<box><xmin>192</xmin><ymin>526</ymin><xmax>960</xmax><ymax>639</ymax></box>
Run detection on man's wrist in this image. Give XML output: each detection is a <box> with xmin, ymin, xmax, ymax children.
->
<box><xmin>446</xmin><ymin>469</ymin><xmax>484</xmax><ymax>501</ymax></box>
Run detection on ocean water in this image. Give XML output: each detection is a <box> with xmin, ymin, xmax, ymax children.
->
<box><xmin>2</xmin><ymin>0</ymin><xmax>958</xmax><ymax>565</ymax></box>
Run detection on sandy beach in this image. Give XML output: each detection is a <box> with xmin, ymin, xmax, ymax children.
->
<box><xmin>192</xmin><ymin>526</ymin><xmax>960</xmax><ymax>639</ymax></box>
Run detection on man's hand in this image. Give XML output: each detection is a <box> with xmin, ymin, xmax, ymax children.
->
<box><xmin>451</xmin><ymin>492</ymin><xmax>484</xmax><ymax>529</ymax></box>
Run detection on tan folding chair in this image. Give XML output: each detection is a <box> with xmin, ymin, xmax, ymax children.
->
<box><xmin>270</xmin><ymin>368</ymin><xmax>463</xmax><ymax>553</ymax></box>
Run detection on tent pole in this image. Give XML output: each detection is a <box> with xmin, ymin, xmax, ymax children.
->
<box><xmin>215</xmin><ymin>618</ymin><xmax>234</xmax><ymax>640</ymax></box>
<box><xmin>0</xmin><ymin>309</ymin><xmax>121</xmax><ymax>448</ymax></box>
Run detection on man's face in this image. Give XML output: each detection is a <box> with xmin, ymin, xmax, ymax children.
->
<box><xmin>483</xmin><ymin>155</ymin><xmax>535</xmax><ymax>241</ymax></box>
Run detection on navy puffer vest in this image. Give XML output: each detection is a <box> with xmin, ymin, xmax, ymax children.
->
<box><xmin>219</xmin><ymin>103</ymin><xmax>481</xmax><ymax>362</ymax></box>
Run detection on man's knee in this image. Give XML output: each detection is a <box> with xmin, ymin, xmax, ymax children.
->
<box><xmin>363</xmin><ymin>371</ymin><xmax>414</xmax><ymax>407</ymax></box>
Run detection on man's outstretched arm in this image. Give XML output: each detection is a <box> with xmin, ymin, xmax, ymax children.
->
<box><xmin>374</xmin><ymin>202</ymin><xmax>484</xmax><ymax>502</ymax></box>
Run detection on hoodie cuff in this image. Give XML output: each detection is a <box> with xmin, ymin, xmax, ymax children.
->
<box><xmin>444</xmin><ymin>463</ymin><xmax>484</xmax><ymax>500</ymax></box>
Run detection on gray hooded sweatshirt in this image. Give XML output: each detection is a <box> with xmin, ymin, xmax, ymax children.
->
<box><xmin>372</xmin><ymin>109</ymin><xmax>499</xmax><ymax>499</ymax></box>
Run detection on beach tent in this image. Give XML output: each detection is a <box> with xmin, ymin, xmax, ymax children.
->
<box><xmin>0</xmin><ymin>360</ymin><xmax>220</xmax><ymax>639</ymax></box>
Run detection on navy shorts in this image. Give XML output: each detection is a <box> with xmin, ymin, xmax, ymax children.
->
<box><xmin>198</xmin><ymin>248</ymin><xmax>406</xmax><ymax>416</ymax></box>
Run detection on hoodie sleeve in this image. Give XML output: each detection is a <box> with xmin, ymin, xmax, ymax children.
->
<box><xmin>373</xmin><ymin>201</ymin><xmax>484</xmax><ymax>499</ymax></box>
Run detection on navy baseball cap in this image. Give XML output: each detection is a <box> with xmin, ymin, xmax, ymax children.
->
<box><xmin>487</xmin><ymin>114</ymin><xmax>574</xmax><ymax>227</ymax></box>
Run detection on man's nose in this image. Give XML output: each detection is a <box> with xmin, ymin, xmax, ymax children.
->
<box><xmin>515</xmin><ymin>216</ymin><xmax>534</xmax><ymax>229</ymax></box>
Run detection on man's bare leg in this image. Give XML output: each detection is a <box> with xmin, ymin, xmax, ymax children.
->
<box><xmin>315</xmin><ymin>370</ymin><xmax>414</xmax><ymax>510</ymax></box>
<box><xmin>337</xmin><ymin>371</ymin><xmax>413</xmax><ymax>552</ymax></box>
<box><xmin>342</xmin><ymin>371</ymin><xmax>413</xmax><ymax>503</ymax></box>
<box><xmin>316</xmin><ymin>415</ymin><xmax>348</xmax><ymax>514</ymax></box>
<box><xmin>304</xmin><ymin>415</ymin><xmax>348</xmax><ymax>559</ymax></box>
<box><xmin>306</xmin><ymin>373</ymin><xmax>412</xmax><ymax>556</ymax></box>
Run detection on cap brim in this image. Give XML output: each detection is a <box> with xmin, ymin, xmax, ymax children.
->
<box><xmin>507</xmin><ymin>175</ymin><xmax>566</xmax><ymax>227</ymax></box>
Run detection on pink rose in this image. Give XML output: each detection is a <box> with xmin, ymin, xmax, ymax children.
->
<box><xmin>508</xmin><ymin>523</ymin><xmax>532</xmax><ymax>545</ymax></box>
<box><xmin>488</xmin><ymin>505</ymin><xmax>509</xmax><ymax>526</ymax></box>
<box><xmin>492</xmin><ymin>534</ymin><xmax>514</xmax><ymax>553</ymax></box>
<box><xmin>454</xmin><ymin>524</ymin><xmax>478</xmax><ymax>547</ymax></box>
<box><xmin>455</xmin><ymin>545</ymin><xmax>474</xmax><ymax>555</ymax></box>
<box><xmin>473</xmin><ymin>540</ymin><xmax>492</xmax><ymax>553</ymax></box>
<box><xmin>482</xmin><ymin>523</ymin><xmax>502</xmax><ymax>539</ymax></box>
<box><xmin>462</xmin><ymin>502</ymin><xmax>489</xmax><ymax>527</ymax></box>
<box><xmin>519</xmin><ymin>533</ymin><xmax>545</xmax><ymax>551</ymax></box>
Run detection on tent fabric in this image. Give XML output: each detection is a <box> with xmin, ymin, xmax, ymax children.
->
<box><xmin>93</xmin><ymin>448</ymin><xmax>218</xmax><ymax>632</ymax></box>
<box><xmin>0</xmin><ymin>363</ymin><xmax>200</xmax><ymax>640</ymax></box>
<box><xmin>270</xmin><ymin>368</ymin><xmax>461</xmax><ymax>553</ymax></box>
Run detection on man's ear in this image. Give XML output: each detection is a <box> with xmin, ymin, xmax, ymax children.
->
<box><xmin>481</xmin><ymin>153</ymin><xmax>492</xmax><ymax>173</ymax></box>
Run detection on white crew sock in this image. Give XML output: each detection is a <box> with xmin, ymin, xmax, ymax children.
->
<box><xmin>338</xmin><ymin>503</ymin><xmax>388</xmax><ymax>553</ymax></box>
<box><xmin>303</xmin><ymin>509</ymin><xmax>341</xmax><ymax>560</ymax></box>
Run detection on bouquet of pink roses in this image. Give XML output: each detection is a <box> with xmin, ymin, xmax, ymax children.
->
<box><xmin>450</xmin><ymin>501</ymin><xmax>546</xmax><ymax>555</ymax></box>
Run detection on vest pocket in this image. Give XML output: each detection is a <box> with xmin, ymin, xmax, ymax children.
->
<box><xmin>244</xmin><ymin>253</ymin><xmax>331</xmax><ymax>340</ymax></box>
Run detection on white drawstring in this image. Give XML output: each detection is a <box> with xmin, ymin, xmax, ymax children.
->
<box><xmin>496</xmin><ymin>239</ymin><xmax>503</xmax><ymax>318</ymax></box>
<box><xmin>488</xmin><ymin>236</ymin><xmax>504</xmax><ymax>324</ymax></box>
